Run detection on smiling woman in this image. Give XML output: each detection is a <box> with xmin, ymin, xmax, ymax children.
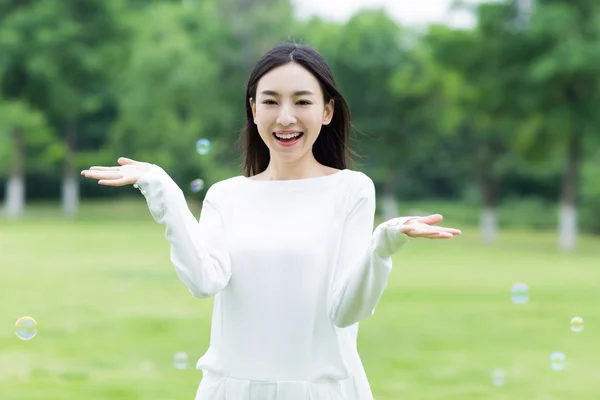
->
<box><xmin>80</xmin><ymin>42</ymin><xmax>461</xmax><ymax>400</ymax></box>
<box><xmin>250</xmin><ymin>62</ymin><xmax>331</xmax><ymax>160</ymax></box>
<box><xmin>239</xmin><ymin>44</ymin><xmax>356</xmax><ymax>181</ymax></box>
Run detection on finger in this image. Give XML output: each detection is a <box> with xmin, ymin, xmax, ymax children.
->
<box><xmin>431</xmin><ymin>233</ymin><xmax>454</xmax><ymax>239</ymax></box>
<box><xmin>416</xmin><ymin>230</ymin><xmax>453</xmax><ymax>239</ymax></box>
<box><xmin>88</xmin><ymin>166</ymin><xmax>120</xmax><ymax>171</ymax></box>
<box><xmin>81</xmin><ymin>166</ymin><xmax>119</xmax><ymax>175</ymax></box>
<box><xmin>433</xmin><ymin>226</ymin><xmax>462</xmax><ymax>235</ymax></box>
<box><xmin>118</xmin><ymin>157</ymin><xmax>137</xmax><ymax>165</ymax></box>
<box><xmin>409</xmin><ymin>227</ymin><xmax>455</xmax><ymax>239</ymax></box>
<box><xmin>418</xmin><ymin>214</ymin><xmax>443</xmax><ymax>225</ymax></box>
<box><xmin>83</xmin><ymin>170</ymin><xmax>122</xmax><ymax>180</ymax></box>
<box><xmin>98</xmin><ymin>178</ymin><xmax>133</xmax><ymax>186</ymax></box>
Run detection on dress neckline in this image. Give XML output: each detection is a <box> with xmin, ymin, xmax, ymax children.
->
<box><xmin>240</xmin><ymin>169</ymin><xmax>349</xmax><ymax>185</ymax></box>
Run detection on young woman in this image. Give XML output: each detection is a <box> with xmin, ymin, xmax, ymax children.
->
<box><xmin>82</xmin><ymin>43</ymin><xmax>461</xmax><ymax>400</ymax></box>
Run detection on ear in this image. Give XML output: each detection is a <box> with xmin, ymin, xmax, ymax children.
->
<box><xmin>322</xmin><ymin>99</ymin><xmax>334</xmax><ymax>125</ymax></box>
<box><xmin>249</xmin><ymin>97</ymin><xmax>257</xmax><ymax>123</ymax></box>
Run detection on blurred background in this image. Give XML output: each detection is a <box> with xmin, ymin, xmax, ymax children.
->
<box><xmin>1</xmin><ymin>0</ymin><xmax>599</xmax><ymax>399</ymax></box>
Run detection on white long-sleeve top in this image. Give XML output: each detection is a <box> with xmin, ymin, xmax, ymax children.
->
<box><xmin>134</xmin><ymin>165</ymin><xmax>409</xmax><ymax>400</ymax></box>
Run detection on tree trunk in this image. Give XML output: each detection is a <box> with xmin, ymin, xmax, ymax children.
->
<box><xmin>3</xmin><ymin>127</ymin><xmax>26</xmax><ymax>219</ymax></box>
<box><xmin>381</xmin><ymin>169</ymin><xmax>400</xmax><ymax>221</ymax></box>
<box><xmin>557</xmin><ymin>131</ymin><xmax>581</xmax><ymax>252</ymax></box>
<box><xmin>61</xmin><ymin>119</ymin><xmax>79</xmax><ymax>218</ymax></box>
<box><xmin>479</xmin><ymin>179</ymin><xmax>499</xmax><ymax>244</ymax></box>
<box><xmin>471</xmin><ymin>137</ymin><xmax>501</xmax><ymax>244</ymax></box>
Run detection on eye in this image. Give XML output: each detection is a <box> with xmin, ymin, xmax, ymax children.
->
<box><xmin>297</xmin><ymin>100</ymin><xmax>312</xmax><ymax>106</ymax></box>
<box><xmin>262</xmin><ymin>100</ymin><xmax>277</xmax><ymax>105</ymax></box>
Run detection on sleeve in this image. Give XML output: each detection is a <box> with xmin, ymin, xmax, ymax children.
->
<box><xmin>133</xmin><ymin>164</ymin><xmax>231</xmax><ymax>299</ymax></box>
<box><xmin>328</xmin><ymin>174</ymin><xmax>408</xmax><ymax>328</ymax></box>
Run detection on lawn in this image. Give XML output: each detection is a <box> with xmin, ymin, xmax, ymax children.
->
<box><xmin>1</xmin><ymin>199</ymin><xmax>598</xmax><ymax>400</ymax></box>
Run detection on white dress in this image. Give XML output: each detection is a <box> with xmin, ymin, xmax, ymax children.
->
<box><xmin>134</xmin><ymin>166</ymin><xmax>408</xmax><ymax>400</ymax></box>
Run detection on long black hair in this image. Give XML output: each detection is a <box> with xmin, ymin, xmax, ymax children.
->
<box><xmin>237</xmin><ymin>42</ymin><xmax>360</xmax><ymax>177</ymax></box>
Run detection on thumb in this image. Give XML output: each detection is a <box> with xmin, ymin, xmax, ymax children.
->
<box><xmin>118</xmin><ymin>157</ymin><xmax>136</xmax><ymax>165</ymax></box>
<box><xmin>418</xmin><ymin>214</ymin><xmax>443</xmax><ymax>225</ymax></box>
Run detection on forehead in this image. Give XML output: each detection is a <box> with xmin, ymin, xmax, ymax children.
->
<box><xmin>256</xmin><ymin>63</ymin><xmax>322</xmax><ymax>95</ymax></box>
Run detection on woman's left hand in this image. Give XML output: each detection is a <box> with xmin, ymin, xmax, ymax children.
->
<box><xmin>393</xmin><ymin>214</ymin><xmax>462</xmax><ymax>239</ymax></box>
<box><xmin>372</xmin><ymin>214</ymin><xmax>461</xmax><ymax>258</ymax></box>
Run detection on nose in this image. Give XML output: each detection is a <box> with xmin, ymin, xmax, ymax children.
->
<box><xmin>276</xmin><ymin>105</ymin><xmax>297</xmax><ymax>126</ymax></box>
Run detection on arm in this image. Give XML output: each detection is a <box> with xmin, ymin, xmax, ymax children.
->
<box><xmin>328</xmin><ymin>177</ymin><xmax>411</xmax><ymax>328</ymax></box>
<box><xmin>134</xmin><ymin>165</ymin><xmax>231</xmax><ymax>299</ymax></box>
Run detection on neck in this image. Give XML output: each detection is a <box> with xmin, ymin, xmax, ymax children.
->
<box><xmin>263</xmin><ymin>154</ymin><xmax>324</xmax><ymax>180</ymax></box>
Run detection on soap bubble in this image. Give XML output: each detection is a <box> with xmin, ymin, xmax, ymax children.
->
<box><xmin>570</xmin><ymin>316</ymin><xmax>584</xmax><ymax>333</ymax></box>
<box><xmin>196</xmin><ymin>139</ymin><xmax>211</xmax><ymax>155</ymax></box>
<box><xmin>491</xmin><ymin>369</ymin><xmax>506</xmax><ymax>387</ymax></box>
<box><xmin>510</xmin><ymin>282</ymin><xmax>529</xmax><ymax>304</ymax></box>
<box><xmin>15</xmin><ymin>316</ymin><xmax>37</xmax><ymax>340</ymax></box>
<box><xmin>190</xmin><ymin>179</ymin><xmax>204</xmax><ymax>193</ymax></box>
<box><xmin>173</xmin><ymin>352</ymin><xmax>188</xmax><ymax>370</ymax></box>
<box><xmin>549</xmin><ymin>351</ymin><xmax>566</xmax><ymax>371</ymax></box>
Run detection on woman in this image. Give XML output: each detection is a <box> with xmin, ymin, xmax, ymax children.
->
<box><xmin>82</xmin><ymin>43</ymin><xmax>461</xmax><ymax>400</ymax></box>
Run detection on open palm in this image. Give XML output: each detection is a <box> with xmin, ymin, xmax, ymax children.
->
<box><xmin>393</xmin><ymin>214</ymin><xmax>461</xmax><ymax>239</ymax></box>
<box><xmin>81</xmin><ymin>157</ymin><xmax>152</xmax><ymax>187</ymax></box>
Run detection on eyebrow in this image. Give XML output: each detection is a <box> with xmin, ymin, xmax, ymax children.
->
<box><xmin>259</xmin><ymin>90</ymin><xmax>315</xmax><ymax>96</ymax></box>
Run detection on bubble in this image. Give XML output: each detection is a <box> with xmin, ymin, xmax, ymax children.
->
<box><xmin>570</xmin><ymin>316</ymin><xmax>584</xmax><ymax>333</ymax></box>
<box><xmin>510</xmin><ymin>282</ymin><xmax>529</xmax><ymax>304</ymax></box>
<box><xmin>491</xmin><ymin>369</ymin><xmax>506</xmax><ymax>387</ymax></box>
<box><xmin>549</xmin><ymin>351</ymin><xmax>566</xmax><ymax>371</ymax></box>
<box><xmin>196</xmin><ymin>139</ymin><xmax>211</xmax><ymax>155</ymax></box>
<box><xmin>190</xmin><ymin>179</ymin><xmax>204</xmax><ymax>193</ymax></box>
<box><xmin>173</xmin><ymin>352</ymin><xmax>188</xmax><ymax>370</ymax></box>
<box><xmin>15</xmin><ymin>316</ymin><xmax>37</xmax><ymax>340</ymax></box>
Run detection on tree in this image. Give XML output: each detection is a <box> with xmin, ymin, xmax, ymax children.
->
<box><xmin>518</xmin><ymin>0</ymin><xmax>600</xmax><ymax>251</ymax></box>
<box><xmin>302</xmin><ymin>9</ymin><xmax>417</xmax><ymax>219</ymax></box>
<box><xmin>0</xmin><ymin>100</ymin><xmax>55</xmax><ymax>218</ymax></box>
<box><xmin>425</xmin><ymin>2</ymin><xmax>529</xmax><ymax>243</ymax></box>
<box><xmin>0</xmin><ymin>1</ymin><xmax>62</xmax><ymax>217</ymax></box>
<box><xmin>0</xmin><ymin>0</ymin><xmax>128</xmax><ymax>217</ymax></box>
<box><xmin>108</xmin><ymin>0</ymin><xmax>299</xmax><ymax>189</ymax></box>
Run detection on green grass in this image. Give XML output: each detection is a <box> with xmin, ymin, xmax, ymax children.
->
<box><xmin>1</xmin><ymin>200</ymin><xmax>599</xmax><ymax>399</ymax></box>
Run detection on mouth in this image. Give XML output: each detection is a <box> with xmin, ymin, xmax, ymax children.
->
<box><xmin>273</xmin><ymin>132</ymin><xmax>304</xmax><ymax>147</ymax></box>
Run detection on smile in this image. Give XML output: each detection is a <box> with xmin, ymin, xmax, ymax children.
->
<box><xmin>273</xmin><ymin>132</ymin><xmax>304</xmax><ymax>147</ymax></box>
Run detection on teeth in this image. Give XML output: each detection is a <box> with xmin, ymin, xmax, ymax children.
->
<box><xmin>275</xmin><ymin>132</ymin><xmax>301</xmax><ymax>139</ymax></box>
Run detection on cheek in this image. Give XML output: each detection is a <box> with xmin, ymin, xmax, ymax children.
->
<box><xmin>255</xmin><ymin>107</ymin><xmax>276</xmax><ymax>124</ymax></box>
<box><xmin>300</xmin><ymin>110</ymin><xmax>325</xmax><ymax>129</ymax></box>
<box><xmin>253</xmin><ymin>110</ymin><xmax>270</xmax><ymax>130</ymax></box>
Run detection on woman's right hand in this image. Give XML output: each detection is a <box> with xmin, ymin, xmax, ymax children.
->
<box><xmin>81</xmin><ymin>157</ymin><xmax>153</xmax><ymax>187</ymax></box>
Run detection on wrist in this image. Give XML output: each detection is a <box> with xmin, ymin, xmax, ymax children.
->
<box><xmin>371</xmin><ymin>224</ymin><xmax>410</xmax><ymax>258</ymax></box>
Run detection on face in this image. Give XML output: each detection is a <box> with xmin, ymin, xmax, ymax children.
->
<box><xmin>249</xmin><ymin>62</ymin><xmax>334</xmax><ymax>164</ymax></box>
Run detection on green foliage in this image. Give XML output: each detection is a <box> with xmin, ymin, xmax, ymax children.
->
<box><xmin>1</xmin><ymin>0</ymin><xmax>600</xmax><ymax>240</ymax></box>
<box><xmin>0</xmin><ymin>99</ymin><xmax>58</xmax><ymax>175</ymax></box>
<box><xmin>579</xmin><ymin>152</ymin><xmax>600</xmax><ymax>233</ymax></box>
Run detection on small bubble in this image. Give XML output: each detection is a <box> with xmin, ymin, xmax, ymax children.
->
<box><xmin>190</xmin><ymin>179</ymin><xmax>204</xmax><ymax>193</ymax></box>
<box><xmin>173</xmin><ymin>352</ymin><xmax>188</xmax><ymax>370</ymax></box>
<box><xmin>196</xmin><ymin>139</ymin><xmax>211</xmax><ymax>155</ymax></box>
<box><xmin>510</xmin><ymin>282</ymin><xmax>529</xmax><ymax>304</ymax></box>
<box><xmin>570</xmin><ymin>316</ymin><xmax>584</xmax><ymax>333</ymax></box>
<box><xmin>15</xmin><ymin>316</ymin><xmax>37</xmax><ymax>340</ymax></box>
<box><xmin>549</xmin><ymin>351</ymin><xmax>566</xmax><ymax>371</ymax></box>
<box><xmin>491</xmin><ymin>369</ymin><xmax>506</xmax><ymax>387</ymax></box>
